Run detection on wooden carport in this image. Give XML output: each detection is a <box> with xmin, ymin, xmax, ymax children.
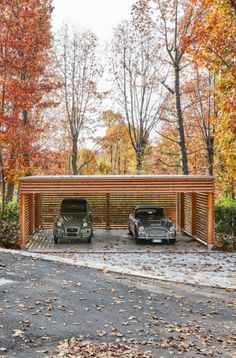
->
<box><xmin>19</xmin><ymin>175</ymin><xmax>215</xmax><ymax>249</ymax></box>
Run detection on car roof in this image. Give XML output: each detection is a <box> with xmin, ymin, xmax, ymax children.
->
<box><xmin>135</xmin><ymin>205</ymin><xmax>163</xmax><ymax>210</ymax></box>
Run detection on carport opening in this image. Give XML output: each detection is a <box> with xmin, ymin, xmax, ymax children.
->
<box><xmin>19</xmin><ymin>175</ymin><xmax>215</xmax><ymax>250</ymax></box>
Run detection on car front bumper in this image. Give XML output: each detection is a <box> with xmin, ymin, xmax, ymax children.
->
<box><xmin>137</xmin><ymin>231</ymin><xmax>176</xmax><ymax>243</ymax></box>
<box><xmin>53</xmin><ymin>227</ymin><xmax>92</xmax><ymax>239</ymax></box>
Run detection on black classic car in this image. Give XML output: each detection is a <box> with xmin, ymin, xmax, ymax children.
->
<box><xmin>53</xmin><ymin>198</ymin><xmax>93</xmax><ymax>244</ymax></box>
<box><xmin>128</xmin><ymin>205</ymin><xmax>176</xmax><ymax>244</ymax></box>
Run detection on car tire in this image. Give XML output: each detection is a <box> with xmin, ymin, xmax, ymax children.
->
<box><xmin>128</xmin><ymin>224</ymin><xmax>133</xmax><ymax>235</ymax></box>
<box><xmin>87</xmin><ymin>236</ymin><xmax>92</xmax><ymax>244</ymax></box>
<box><xmin>169</xmin><ymin>239</ymin><xmax>176</xmax><ymax>245</ymax></box>
<box><xmin>54</xmin><ymin>236</ymin><xmax>59</xmax><ymax>244</ymax></box>
<box><xmin>135</xmin><ymin>235</ymin><xmax>143</xmax><ymax>244</ymax></box>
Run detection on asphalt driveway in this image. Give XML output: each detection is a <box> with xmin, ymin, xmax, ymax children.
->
<box><xmin>0</xmin><ymin>252</ymin><xmax>235</xmax><ymax>358</ymax></box>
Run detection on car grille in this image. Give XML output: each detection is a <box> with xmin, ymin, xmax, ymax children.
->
<box><xmin>146</xmin><ymin>227</ymin><xmax>168</xmax><ymax>238</ymax></box>
<box><xmin>67</xmin><ymin>228</ymin><xmax>78</xmax><ymax>236</ymax></box>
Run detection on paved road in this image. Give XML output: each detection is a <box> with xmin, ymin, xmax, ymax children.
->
<box><xmin>0</xmin><ymin>252</ymin><xmax>235</xmax><ymax>358</ymax></box>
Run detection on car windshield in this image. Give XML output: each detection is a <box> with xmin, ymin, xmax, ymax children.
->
<box><xmin>61</xmin><ymin>200</ymin><xmax>87</xmax><ymax>214</ymax></box>
<box><xmin>135</xmin><ymin>208</ymin><xmax>164</xmax><ymax>219</ymax></box>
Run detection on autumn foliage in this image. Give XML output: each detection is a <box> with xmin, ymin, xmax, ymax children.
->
<box><xmin>0</xmin><ymin>0</ymin><xmax>235</xmax><ymax>204</ymax></box>
<box><xmin>0</xmin><ymin>0</ymin><xmax>57</xmax><ymax>208</ymax></box>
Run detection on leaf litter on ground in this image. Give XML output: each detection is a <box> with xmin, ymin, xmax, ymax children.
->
<box><xmin>48</xmin><ymin>338</ymin><xmax>153</xmax><ymax>358</ymax></box>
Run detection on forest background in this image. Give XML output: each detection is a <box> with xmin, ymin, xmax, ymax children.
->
<box><xmin>0</xmin><ymin>0</ymin><xmax>235</xmax><ymax>245</ymax></box>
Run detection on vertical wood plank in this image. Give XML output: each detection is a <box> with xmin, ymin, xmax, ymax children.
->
<box><xmin>176</xmin><ymin>193</ymin><xmax>179</xmax><ymax>230</ymax></box>
<box><xmin>207</xmin><ymin>192</ymin><xmax>214</xmax><ymax>247</ymax></box>
<box><xmin>28</xmin><ymin>194</ymin><xmax>34</xmax><ymax>236</ymax></box>
<box><xmin>34</xmin><ymin>194</ymin><xmax>42</xmax><ymax>230</ymax></box>
<box><xmin>106</xmin><ymin>193</ymin><xmax>110</xmax><ymax>230</ymax></box>
<box><xmin>20</xmin><ymin>193</ymin><xmax>26</xmax><ymax>244</ymax></box>
<box><xmin>180</xmin><ymin>193</ymin><xmax>185</xmax><ymax>230</ymax></box>
<box><xmin>191</xmin><ymin>193</ymin><xmax>197</xmax><ymax>236</ymax></box>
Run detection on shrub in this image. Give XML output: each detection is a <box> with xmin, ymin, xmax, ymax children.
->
<box><xmin>215</xmin><ymin>206</ymin><xmax>236</xmax><ymax>236</ymax></box>
<box><xmin>0</xmin><ymin>199</ymin><xmax>20</xmax><ymax>249</ymax></box>
<box><xmin>0</xmin><ymin>220</ymin><xmax>20</xmax><ymax>249</ymax></box>
<box><xmin>1</xmin><ymin>198</ymin><xmax>19</xmax><ymax>221</ymax></box>
<box><xmin>215</xmin><ymin>204</ymin><xmax>236</xmax><ymax>251</ymax></box>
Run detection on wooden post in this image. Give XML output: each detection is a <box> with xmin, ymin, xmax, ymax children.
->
<box><xmin>191</xmin><ymin>193</ymin><xmax>197</xmax><ymax>236</ymax></box>
<box><xmin>179</xmin><ymin>193</ymin><xmax>185</xmax><ymax>231</ymax></box>
<box><xmin>105</xmin><ymin>193</ymin><xmax>110</xmax><ymax>230</ymax></box>
<box><xmin>176</xmin><ymin>193</ymin><xmax>179</xmax><ymax>230</ymax></box>
<box><xmin>34</xmin><ymin>194</ymin><xmax>42</xmax><ymax>231</ymax></box>
<box><xmin>207</xmin><ymin>192</ymin><xmax>214</xmax><ymax>249</ymax></box>
<box><xmin>29</xmin><ymin>194</ymin><xmax>34</xmax><ymax>236</ymax></box>
<box><xmin>20</xmin><ymin>193</ymin><xmax>27</xmax><ymax>245</ymax></box>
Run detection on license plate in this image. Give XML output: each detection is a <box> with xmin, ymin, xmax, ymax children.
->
<box><xmin>153</xmin><ymin>239</ymin><xmax>162</xmax><ymax>243</ymax></box>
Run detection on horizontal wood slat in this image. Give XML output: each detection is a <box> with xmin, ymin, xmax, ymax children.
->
<box><xmin>19</xmin><ymin>175</ymin><xmax>214</xmax><ymax>194</ymax></box>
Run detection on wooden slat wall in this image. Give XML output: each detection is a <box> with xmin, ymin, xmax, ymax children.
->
<box><xmin>183</xmin><ymin>193</ymin><xmax>192</xmax><ymax>235</ymax></box>
<box><xmin>109</xmin><ymin>193</ymin><xmax>176</xmax><ymax>228</ymax></box>
<box><xmin>41</xmin><ymin>194</ymin><xmax>106</xmax><ymax>229</ymax></box>
<box><xmin>41</xmin><ymin>193</ymin><xmax>177</xmax><ymax>229</ymax></box>
<box><xmin>34</xmin><ymin>194</ymin><xmax>42</xmax><ymax>229</ymax></box>
<box><xmin>182</xmin><ymin>192</ymin><xmax>208</xmax><ymax>243</ymax></box>
<box><xmin>22</xmin><ymin>193</ymin><xmax>39</xmax><ymax>242</ymax></box>
<box><xmin>196</xmin><ymin>193</ymin><xmax>208</xmax><ymax>242</ymax></box>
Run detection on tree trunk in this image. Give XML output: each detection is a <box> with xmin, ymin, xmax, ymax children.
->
<box><xmin>206</xmin><ymin>136</ymin><xmax>214</xmax><ymax>176</ymax></box>
<box><xmin>175</xmin><ymin>65</ymin><xmax>189</xmax><ymax>175</ymax></box>
<box><xmin>136</xmin><ymin>147</ymin><xmax>145</xmax><ymax>174</ymax></box>
<box><xmin>6</xmin><ymin>181</ymin><xmax>15</xmax><ymax>203</ymax></box>
<box><xmin>22</xmin><ymin>109</ymin><xmax>31</xmax><ymax>173</ymax></box>
<box><xmin>71</xmin><ymin>135</ymin><xmax>78</xmax><ymax>175</ymax></box>
<box><xmin>0</xmin><ymin>149</ymin><xmax>6</xmax><ymax>217</ymax></box>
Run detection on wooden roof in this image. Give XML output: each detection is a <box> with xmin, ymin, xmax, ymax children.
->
<box><xmin>19</xmin><ymin>175</ymin><xmax>214</xmax><ymax>194</ymax></box>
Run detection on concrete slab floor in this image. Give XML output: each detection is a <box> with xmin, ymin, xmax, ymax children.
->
<box><xmin>26</xmin><ymin>229</ymin><xmax>206</xmax><ymax>253</ymax></box>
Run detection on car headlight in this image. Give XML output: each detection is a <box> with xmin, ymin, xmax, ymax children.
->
<box><xmin>138</xmin><ymin>226</ymin><xmax>145</xmax><ymax>232</ymax></box>
<box><xmin>57</xmin><ymin>221</ymin><xmax>62</xmax><ymax>227</ymax></box>
<box><xmin>169</xmin><ymin>227</ymin><xmax>176</xmax><ymax>235</ymax></box>
<box><xmin>83</xmin><ymin>222</ymin><xmax>88</xmax><ymax>228</ymax></box>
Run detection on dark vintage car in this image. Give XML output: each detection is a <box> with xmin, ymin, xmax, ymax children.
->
<box><xmin>53</xmin><ymin>198</ymin><xmax>93</xmax><ymax>244</ymax></box>
<box><xmin>128</xmin><ymin>205</ymin><xmax>176</xmax><ymax>244</ymax></box>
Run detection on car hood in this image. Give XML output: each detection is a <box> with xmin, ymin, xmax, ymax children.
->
<box><xmin>137</xmin><ymin>218</ymin><xmax>170</xmax><ymax>228</ymax></box>
<box><xmin>58</xmin><ymin>214</ymin><xmax>86</xmax><ymax>227</ymax></box>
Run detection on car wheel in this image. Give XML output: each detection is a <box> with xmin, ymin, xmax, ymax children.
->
<box><xmin>87</xmin><ymin>236</ymin><xmax>92</xmax><ymax>244</ymax></box>
<box><xmin>128</xmin><ymin>224</ymin><xmax>133</xmax><ymax>235</ymax></box>
<box><xmin>54</xmin><ymin>236</ymin><xmax>59</xmax><ymax>244</ymax></box>
<box><xmin>169</xmin><ymin>239</ymin><xmax>176</xmax><ymax>245</ymax></box>
<box><xmin>135</xmin><ymin>232</ymin><xmax>143</xmax><ymax>244</ymax></box>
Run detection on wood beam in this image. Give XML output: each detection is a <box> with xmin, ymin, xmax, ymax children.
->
<box><xmin>20</xmin><ymin>193</ymin><xmax>26</xmax><ymax>245</ymax></box>
<box><xmin>34</xmin><ymin>194</ymin><xmax>42</xmax><ymax>230</ymax></box>
<box><xmin>105</xmin><ymin>193</ymin><xmax>110</xmax><ymax>230</ymax></box>
<box><xmin>180</xmin><ymin>193</ymin><xmax>185</xmax><ymax>231</ymax></box>
<box><xmin>29</xmin><ymin>194</ymin><xmax>34</xmax><ymax>236</ymax></box>
<box><xmin>191</xmin><ymin>193</ymin><xmax>197</xmax><ymax>236</ymax></box>
<box><xmin>207</xmin><ymin>192</ymin><xmax>214</xmax><ymax>248</ymax></box>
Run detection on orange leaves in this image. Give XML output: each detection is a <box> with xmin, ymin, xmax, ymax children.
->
<box><xmin>0</xmin><ymin>0</ymin><xmax>56</xmax><ymax>182</ymax></box>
